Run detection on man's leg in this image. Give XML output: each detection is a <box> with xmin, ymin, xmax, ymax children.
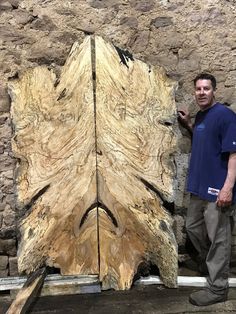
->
<box><xmin>189</xmin><ymin>202</ymin><xmax>234</xmax><ymax>306</ymax></box>
<box><xmin>204</xmin><ymin>202</ymin><xmax>233</xmax><ymax>294</ymax></box>
<box><xmin>185</xmin><ymin>195</ymin><xmax>209</xmax><ymax>263</ymax></box>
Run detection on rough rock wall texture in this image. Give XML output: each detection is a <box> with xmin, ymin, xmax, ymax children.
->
<box><xmin>0</xmin><ymin>0</ymin><xmax>236</xmax><ymax>277</ymax></box>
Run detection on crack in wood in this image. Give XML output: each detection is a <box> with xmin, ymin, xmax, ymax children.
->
<box><xmin>19</xmin><ymin>184</ymin><xmax>50</xmax><ymax>220</ymax></box>
<box><xmin>139</xmin><ymin>177</ymin><xmax>175</xmax><ymax>215</ymax></box>
<box><xmin>114</xmin><ymin>46</ymin><xmax>134</xmax><ymax>68</ymax></box>
<box><xmin>80</xmin><ymin>202</ymin><xmax>118</xmax><ymax>229</ymax></box>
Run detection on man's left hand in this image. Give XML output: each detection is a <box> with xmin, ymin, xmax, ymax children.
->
<box><xmin>216</xmin><ymin>187</ymin><xmax>233</xmax><ymax>207</ymax></box>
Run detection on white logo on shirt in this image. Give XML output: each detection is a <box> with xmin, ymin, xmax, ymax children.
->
<box><xmin>208</xmin><ymin>187</ymin><xmax>220</xmax><ymax>196</ymax></box>
<box><xmin>233</xmin><ymin>141</ymin><xmax>236</xmax><ymax>145</ymax></box>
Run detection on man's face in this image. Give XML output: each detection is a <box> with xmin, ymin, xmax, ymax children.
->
<box><xmin>194</xmin><ymin>79</ymin><xmax>215</xmax><ymax>111</ymax></box>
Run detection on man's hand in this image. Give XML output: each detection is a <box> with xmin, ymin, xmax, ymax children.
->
<box><xmin>217</xmin><ymin>152</ymin><xmax>236</xmax><ymax>208</ymax></box>
<box><xmin>216</xmin><ymin>187</ymin><xmax>233</xmax><ymax>208</ymax></box>
<box><xmin>177</xmin><ymin>109</ymin><xmax>193</xmax><ymax>132</ymax></box>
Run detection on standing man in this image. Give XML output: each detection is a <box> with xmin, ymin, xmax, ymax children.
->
<box><xmin>178</xmin><ymin>73</ymin><xmax>236</xmax><ymax>306</ymax></box>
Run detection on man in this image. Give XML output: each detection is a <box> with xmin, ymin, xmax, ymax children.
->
<box><xmin>178</xmin><ymin>73</ymin><xmax>236</xmax><ymax>306</ymax></box>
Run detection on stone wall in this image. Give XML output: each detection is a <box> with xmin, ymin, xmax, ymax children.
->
<box><xmin>0</xmin><ymin>0</ymin><xmax>236</xmax><ymax>277</ymax></box>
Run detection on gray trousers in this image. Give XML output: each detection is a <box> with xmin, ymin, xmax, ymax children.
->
<box><xmin>186</xmin><ymin>194</ymin><xmax>235</xmax><ymax>295</ymax></box>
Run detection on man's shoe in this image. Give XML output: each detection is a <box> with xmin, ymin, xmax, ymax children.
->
<box><xmin>189</xmin><ymin>289</ymin><xmax>227</xmax><ymax>306</ymax></box>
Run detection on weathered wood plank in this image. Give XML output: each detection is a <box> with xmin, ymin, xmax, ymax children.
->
<box><xmin>0</xmin><ymin>274</ymin><xmax>99</xmax><ymax>291</ymax></box>
<box><xmin>6</xmin><ymin>268</ymin><xmax>47</xmax><ymax>314</ymax></box>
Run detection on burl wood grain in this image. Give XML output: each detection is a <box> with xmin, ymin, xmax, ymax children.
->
<box><xmin>9</xmin><ymin>36</ymin><xmax>179</xmax><ymax>290</ymax></box>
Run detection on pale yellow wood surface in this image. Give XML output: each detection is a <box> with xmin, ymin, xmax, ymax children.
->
<box><xmin>9</xmin><ymin>37</ymin><xmax>99</xmax><ymax>276</ymax></box>
<box><xmin>95</xmin><ymin>37</ymin><xmax>178</xmax><ymax>289</ymax></box>
<box><xmin>9</xmin><ymin>36</ymin><xmax>179</xmax><ymax>290</ymax></box>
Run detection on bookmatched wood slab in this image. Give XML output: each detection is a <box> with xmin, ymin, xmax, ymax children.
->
<box><xmin>9</xmin><ymin>35</ymin><xmax>179</xmax><ymax>290</ymax></box>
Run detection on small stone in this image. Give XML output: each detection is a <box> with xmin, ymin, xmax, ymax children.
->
<box><xmin>3</xmin><ymin>170</ymin><xmax>14</xmax><ymax>179</ymax></box>
<box><xmin>131</xmin><ymin>0</ymin><xmax>155</xmax><ymax>12</ymax></box>
<box><xmin>0</xmin><ymin>1</ymin><xmax>12</xmax><ymax>11</ymax></box>
<box><xmin>0</xmin><ymin>255</ymin><xmax>8</xmax><ymax>270</ymax></box>
<box><xmin>5</xmin><ymin>194</ymin><xmax>15</xmax><ymax>206</ymax></box>
<box><xmin>89</xmin><ymin>0</ymin><xmax>120</xmax><ymax>9</ymax></box>
<box><xmin>0</xmin><ymin>239</ymin><xmax>17</xmax><ymax>256</ymax></box>
<box><xmin>30</xmin><ymin>15</ymin><xmax>58</xmax><ymax>32</ymax></box>
<box><xmin>128</xmin><ymin>31</ymin><xmax>150</xmax><ymax>53</ymax></box>
<box><xmin>225</xmin><ymin>70</ymin><xmax>236</xmax><ymax>87</ymax></box>
<box><xmin>151</xmin><ymin>17</ymin><xmax>173</xmax><ymax>28</ymax></box>
<box><xmin>0</xmin><ymin>227</ymin><xmax>16</xmax><ymax>239</ymax></box>
<box><xmin>0</xmin><ymin>116</ymin><xmax>8</xmax><ymax>125</ymax></box>
<box><xmin>2</xmin><ymin>183</ymin><xmax>14</xmax><ymax>194</ymax></box>
<box><xmin>12</xmin><ymin>9</ymin><xmax>34</xmax><ymax>25</ymax></box>
<box><xmin>3</xmin><ymin>209</ymin><xmax>15</xmax><ymax>226</ymax></box>
<box><xmin>0</xmin><ymin>269</ymin><xmax>8</xmax><ymax>276</ymax></box>
<box><xmin>0</xmin><ymin>145</ymin><xmax>4</xmax><ymax>154</ymax></box>
<box><xmin>0</xmin><ymin>86</ymin><xmax>11</xmax><ymax>113</ymax></box>
<box><xmin>120</xmin><ymin>16</ymin><xmax>138</xmax><ymax>29</ymax></box>
<box><xmin>8</xmin><ymin>0</ymin><xmax>19</xmax><ymax>8</ymax></box>
<box><xmin>9</xmin><ymin>256</ymin><xmax>18</xmax><ymax>276</ymax></box>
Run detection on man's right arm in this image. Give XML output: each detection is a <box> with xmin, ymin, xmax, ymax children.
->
<box><xmin>178</xmin><ymin>109</ymin><xmax>193</xmax><ymax>134</ymax></box>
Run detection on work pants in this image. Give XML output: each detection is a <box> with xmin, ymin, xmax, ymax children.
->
<box><xmin>186</xmin><ymin>194</ymin><xmax>235</xmax><ymax>295</ymax></box>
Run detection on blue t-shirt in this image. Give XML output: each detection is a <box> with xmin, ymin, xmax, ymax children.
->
<box><xmin>187</xmin><ymin>103</ymin><xmax>236</xmax><ymax>203</ymax></box>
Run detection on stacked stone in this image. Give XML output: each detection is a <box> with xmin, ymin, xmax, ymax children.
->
<box><xmin>0</xmin><ymin>87</ymin><xmax>18</xmax><ymax>277</ymax></box>
<box><xmin>0</xmin><ymin>0</ymin><xmax>235</xmax><ymax>277</ymax></box>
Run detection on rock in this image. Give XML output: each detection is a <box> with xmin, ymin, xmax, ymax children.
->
<box><xmin>151</xmin><ymin>17</ymin><xmax>173</xmax><ymax>28</ymax></box>
<box><xmin>11</xmin><ymin>9</ymin><xmax>34</xmax><ymax>25</ymax></box>
<box><xmin>131</xmin><ymin>0</ymin><xmax>155</xmax><ymax>12</ymax></box>
<box><xmin>56</xmin><ymin>32</ymin><xmax>78</xmax><ymax>45</ymax></box>
<box><xmin>89</xmin><ymin>0</ymin><xmax>121</xmax><ymax>9</ymax></box>
<box><xmin>8</xmin><ymin>0</ymin><xmax>19</xmax><ymax>8</ymax></box>
<box><xmin>0</xmin><ymin>145</ymin><xmax>4</xmax><ymax>154</ymax></box>
<box><xmin>3</xmin><ymin>170</ymin><xmax>14</xmax><ymax>179</ymax></box>
<box><xmin>0</xmin><ymin>115</ymin><xmax>8</xmax><ymax>125</ymax></box>
<box><xmin>0</xmin><ymin>255</ymin><xmax>8</xmax><ymax>270</ymax></box>
<box><xmin>173</xmin><ymin>215</ymin><xmax>186</xmax><ymax>247</ymax></box>
<box><xmin>0</xmin><ymin>239</ymin><xmax>16</xmax><ymax>256</ymax></box>
<box><xmin>0</xmin><ymin>1</ymin><xmax>12</xmax><ymax>11</ymax></box>
<box><xmin>128</xmin><ymin>31</ymin><xmax>150</xmax><ymax>53</ymax></box>
<box><xmin>30</xmin><ymin>15</ymin><xmax>58</xmax><ymax>31</ymax></box>
<box><xmin>0</xmin><ymin>86</ymin><xmax>11</xmax><ymax>112</ymax></box>
<box><xmin>0</xmin><ymin>227</ymin><xmax>16</xmax><ymax>239</ymax></box>
<box><xmin>225</xmin><ymin>70</ymin><xmax>236</xmax><ymax>87</ymax></box>
<box><xmin>3</xmin><ymin>207</ymin><xmax>15</xmax><ymax>226</ymax></box>
<box><xmin>120</xmin><ymin>16</ymin><xmax>138</xmax><ymax>29</ymax></box>
<box><xmin>0</xmin><ymin>255</ymin><xmax>8</xmax><ymax>277</ymax></box>
<box><xmin>9</xmin><ymin>256</ymin><xmax>18</xmax><ymax>276</ymax></box>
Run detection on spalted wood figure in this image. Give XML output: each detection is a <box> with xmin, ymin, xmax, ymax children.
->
<box><xmin>9</xmin><ymin>36</ymin><xmax>179</xmax><ymax>290</ymax></box>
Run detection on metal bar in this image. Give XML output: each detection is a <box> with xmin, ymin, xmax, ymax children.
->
<box><xmin>135</xmin><ymin>275</ymin><xmax>236</xmax><ymax>287</ymax></box>
<box><xmin>0</xmin><ymin>274</ymin><xmax>100</xmax><ymax>291</ymax></box>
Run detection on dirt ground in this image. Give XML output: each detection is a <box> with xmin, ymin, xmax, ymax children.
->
<box><xmin>1</xmin><ymin>264</ymin><xmax>236</xmax><ymax>314</ymax></box>
<box><xmin>1</xmin><ymin>285</ymin><xmax>236</xmax><ymax>314</ymax></box>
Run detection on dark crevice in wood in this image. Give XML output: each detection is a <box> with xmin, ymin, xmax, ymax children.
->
<box><xmin>114</xmin><ymin>46</ymin><xmax>134</xmax><ymax>68</ymax></box>
<box><xmin>139</xmin><ymin>177</ymin><xmax>175</xmax><ymax>215</ymax></box>
<box><xmin>25</xmin><ymin>185</ymin><xmax>50</xmax><ymax>211</ymax></box>
<box><xmin>79</xmin><ymin>202</ymin><xmax>118</xmax><ymax>229</ymax></box>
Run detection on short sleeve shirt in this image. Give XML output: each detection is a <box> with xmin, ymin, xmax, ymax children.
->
<box><xmin>187</xmin><ymin>103</ymin><xmax>236</xmax><ymax>203</ymax></box>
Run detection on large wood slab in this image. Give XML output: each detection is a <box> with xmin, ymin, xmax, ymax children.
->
<box><xmin>9</xmin><ymin>36</ymin><xmax>179</xmax><ymax>290</ymax></box>
<box><xmin>9</xmin><ymin>37</ymin><xmax>99</xmax><ymax>276</ymax></box>
<box><xmin>95</xmin><ymin>37</ymin><xmax>178</xmax><ymax>289</ymax></box>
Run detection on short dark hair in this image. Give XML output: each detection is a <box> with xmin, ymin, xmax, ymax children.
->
<box><xmin>193</xmin><ymin>73</ymin><xmax>217</xmax><ymax>90</ymax></box>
